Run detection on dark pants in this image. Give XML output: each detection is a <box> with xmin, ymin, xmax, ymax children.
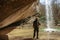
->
<box><xmin>33</xmin><ymin>28</ymin><xmax>39</xmax><ymax>39</ymax></box>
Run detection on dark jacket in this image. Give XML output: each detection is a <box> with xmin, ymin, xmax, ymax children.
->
<box><xmin>33</xmin><ymin>18</ymin><xmax>40</xmax><ymax>29</ymax></box>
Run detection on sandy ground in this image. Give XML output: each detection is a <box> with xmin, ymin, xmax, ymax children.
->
<box><xmin>0</xmin><ymin>24</ymin><xmax>60</xmax><ymax>40</ymax></box>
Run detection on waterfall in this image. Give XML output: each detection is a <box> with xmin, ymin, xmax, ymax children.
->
<box><xmin>44</xmin><ymin>0</ymin><xmax>57</xmax><ymax>33</ymax></box>
<box><xmin>45</xmin><ymin>0</ymin><xmax>54</xmax><ymax>28</ymax></box>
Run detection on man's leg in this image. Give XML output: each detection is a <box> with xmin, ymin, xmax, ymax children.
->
<box><xmin>36</xmin><ymin>29</ymin><xmax>39</xmax><ymax>39</ymax></box>
<box><xmin>33</xmin><ymin>29</ymin><xmax>36</xmax><ymax>38</ymax></box>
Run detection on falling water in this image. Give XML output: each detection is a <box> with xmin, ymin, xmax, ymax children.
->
<box><xmin>45</xmin><ymin>0</ymin><xmax>54</xmax><ymax>40</ymax></box>
<box><xmin>44</xmin><ymin>0</ymin><xmax>58</xmax><ymax>32</ymax></box>
<box><xmin>45</xmin><ymin>0</ymin><xmax>54</xmax><ymax>29</ymax></box>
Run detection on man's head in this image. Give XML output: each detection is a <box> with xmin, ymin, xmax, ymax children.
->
<box><xmin>36</xmin><ymin>16</ymin><xmax>39</xmax><ymax>20</ymax></box>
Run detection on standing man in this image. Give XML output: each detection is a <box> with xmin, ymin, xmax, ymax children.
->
<box><xmin>33</xmin><ymin>17</ymin><xmax>40</xmax><ymax>39</ymax></box>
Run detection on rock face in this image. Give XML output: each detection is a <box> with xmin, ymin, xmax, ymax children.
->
<box><xmin>0</xmin><ymin>0</ymin><xmax>37</xmax><ymax>28</ymax></box>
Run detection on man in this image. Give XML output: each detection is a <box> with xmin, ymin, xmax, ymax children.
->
<box><xmin>33</xmin><ymin>17</ymin><xmax>40</xmax><ymax>39</ymax></box>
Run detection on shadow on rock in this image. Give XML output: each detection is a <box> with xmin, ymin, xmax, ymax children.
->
<box><xmin>0</xmin><ymin>35</ymin><xmax>8</xmax><ymax>40</ymax></box>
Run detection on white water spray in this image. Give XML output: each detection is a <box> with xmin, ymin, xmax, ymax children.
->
<box><xmin>45</xmin><ymin>0</ymin><xmax>55</xmax><ymax>40</ymax></box>
<box><xmin>44</xmin><ymin>0</ymin><xmax>60</xmax><ymax>39</ymax></box>
<box><xmin>44</xmin><ymin>0</ymin><xmax>56</xmax><ymax>32</ymax></box>
<box><xmin>45</xmin><ymin>0</ymin><xmax>54</xmax><ymax>28</ymax></box>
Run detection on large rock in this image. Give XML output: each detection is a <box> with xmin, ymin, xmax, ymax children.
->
<box><xmin>0</xmin><ymin>0</ymin><xmax>37</xmax><ymax>28</ymax></box>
